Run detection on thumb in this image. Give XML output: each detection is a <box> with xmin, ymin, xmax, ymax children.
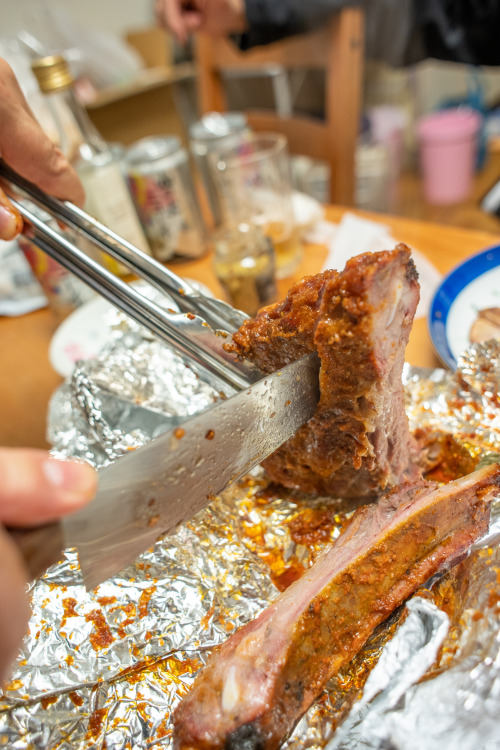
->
<box><xmin>0</xmin><ymin>449</ymin><xmax>97</xmax><ymax>527</ymax></box>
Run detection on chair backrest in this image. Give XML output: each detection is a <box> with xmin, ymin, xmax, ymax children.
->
<box><xmin>196</xmin><ymin>8</ymin><xmax>365</xmax><ymax>205</ymax></box>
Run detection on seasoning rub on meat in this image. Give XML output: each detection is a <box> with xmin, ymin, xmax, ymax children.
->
<box><xmin>173</xmin><ymin>464</ymin><xmax>500</xmax><ymax>750</ymax></box>
<box><xmin>228</xmin><ymin>246</ymin><xmax>421</xmax><ymax>500</ymax></box>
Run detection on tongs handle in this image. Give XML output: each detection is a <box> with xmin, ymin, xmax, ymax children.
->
<box><xmin>15</xmin><ymin>199</ymin><xmax>256</xmax><ymax>390</ymax></box>
<box><xmin>1</xmin><ymin>162</ymin><xmax>258</xmax><ymax>391</ymax></box>
<box><xmin>0</xmin><ymin>161</ymin><xmax>248</xmax><ymax>333</ymax></box>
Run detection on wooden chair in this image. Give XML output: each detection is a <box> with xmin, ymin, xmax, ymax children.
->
<box><xmin>195</xmin><ymin>7</ymin><xmax>365</xmax><ymax>206</ymax></box>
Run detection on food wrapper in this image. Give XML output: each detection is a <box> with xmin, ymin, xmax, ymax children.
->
<box><xmin>1</xmin><ymin>294</ymin><xmax>500</xmax><ymax>750</ymax></box>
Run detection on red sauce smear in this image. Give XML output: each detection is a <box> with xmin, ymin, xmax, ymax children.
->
<box><xmin>69</xmin><ymin>691</ymin><xmax>84</xmax><ymax>707</ymax></box>
<box><xmin>41</xmin><ymin>695</ymin><xmax>58</xmax><ymax>709</ymax></box>
<box><xmin>87</xmin><ymin>707</ymin><xmax>107</xmax><ymax>738</ymax></box>
<box><xmin>200</xmin><ymin>605</ymin><xmax>215</xmax><ymax>630</ymax></box>
<box><xmin>97</xmin><ymin>596</ymin><xmax>117</xmax><ymax>607</ymax></box>
<box><xmin>138</xmin><ymin>586</ymin><xmax>156</xmax><ymax>618</ymax></box>
<box><xmin>61</xmin><ymin>597</ymin><xmax>78</xmax><ymax>628</ymax></box>
<box><xmin>488</xmin><ymin>589</ymin><xmax>500</xmax><ymax>609</ymax></box>
<box><xmin>85</xmin><ymin>610</ymin><xmax>114</xmax><ymax>651</ymax></box>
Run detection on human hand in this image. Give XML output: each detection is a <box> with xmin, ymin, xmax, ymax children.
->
<box><xmin>0</xmin><ymin>58</ymin><xmax>85</xmax><ymax>242</ymax></box>
<box><xmin>154</xmin><ymin>0</ymin><xmax>247</xmax><ymax>45</ymax></box>
<box><xmin>0</xmin><ymin>187</ymin><xmax>23</xmax><ymax>241</ymax></box>
<box><xmin>0</xmin><ymin>448</ymin><xmax>97</xmax><ymax>685</ymax></box>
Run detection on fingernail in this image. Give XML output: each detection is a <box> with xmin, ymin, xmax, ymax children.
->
<box><xmin>0</xmin><ymin>204</ymin><xmax>19</xmax><ymax>241</ymax></box>
<box><xmin>42</xmin><ymin>459</ymin><xmax>97</xmax><ymax>506</ymax></box>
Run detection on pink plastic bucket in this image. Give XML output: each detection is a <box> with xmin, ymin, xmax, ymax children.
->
<box><xmin>416</xmin><ymin>108</ymin><xmax>481</xmax><ymax>205</ymax></box>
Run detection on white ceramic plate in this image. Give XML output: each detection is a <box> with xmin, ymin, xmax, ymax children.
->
<box><xmin>428</xmin><ymin>244</ymin><xmax>500</xmax><ymax>369</ymax></box>
<box><xmin>49</xmin><ymin>278</ymin><xmax>213</xmax><ymax>377</ymax></box>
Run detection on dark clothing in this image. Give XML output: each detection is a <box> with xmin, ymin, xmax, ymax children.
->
<box><xmin>242</xmin><ymin>0</ymin><xmax>357</xmax><ymax>48</ymax></box>
<box><xmin>238</xmin><ymin>0</ymin><xmax>422</xmax><ymax>67</ymax></box>
<box><xmin>238</xmin><ymin>0</ymin><xmax>500</xmax><ymax>68</ymax></box>
<box><xmin>416</xmin><ymin>0</ymin><xmax>500</xmax><ymax>67</ymax></box>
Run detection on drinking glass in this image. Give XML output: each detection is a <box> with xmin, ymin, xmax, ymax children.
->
<box><xmin>213</xmin><ymin>133</ymin><xmax>302</xmax><ymax>279</ymax></box>
<box><xmin>189</xmin><ymin>111</ymin><xmax>251</xmax><ymax>227</ymax></box>
<box><xmin>212</xmin><ymin>223</ymin><xmax>277</xmax><ymax>315</ymax></box>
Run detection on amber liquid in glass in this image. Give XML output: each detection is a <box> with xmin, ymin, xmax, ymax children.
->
<box><xmin>264</xmin><ymin>221</ymin><xmax>302</xmax><ymax>279</ymax></box>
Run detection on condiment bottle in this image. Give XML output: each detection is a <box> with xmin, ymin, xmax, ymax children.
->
<box><xmin>212</xmin><ymin>223</ymin><xmax>277</xmax><ymax>316</ymax></box>
<box><xmin>31</xmin><ymin>54</ymin><xmax>150</xmax><ymax>276</ymax></box>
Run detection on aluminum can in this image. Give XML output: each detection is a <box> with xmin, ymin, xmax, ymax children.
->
<box><xmin>125</xmin><ymin>136</ymin><xmax>206</xmax><ymax>262</ymax></box>
<box><xmin>18</xmin><ymin>204</ymin><xmax>94</xmax><ymax>321</ymax></box>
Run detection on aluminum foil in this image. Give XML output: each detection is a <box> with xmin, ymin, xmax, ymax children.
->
<box><xmin>1</xmin><ymin>299</ymin><xmax>500</xmax><ymax>749</ymax></box>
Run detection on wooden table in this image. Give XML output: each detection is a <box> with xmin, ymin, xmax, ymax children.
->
<box><xmin>2</xmin><ymin>206</ymin><xmax>500</xmax><ymax>450</ymax></box>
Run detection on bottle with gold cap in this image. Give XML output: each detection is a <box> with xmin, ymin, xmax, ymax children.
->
<box><xmin>31</xmin><ymin>54</ymin><xmax>150</xmax><ymax>275</ymax></box>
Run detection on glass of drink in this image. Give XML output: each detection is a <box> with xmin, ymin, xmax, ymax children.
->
<box><xmin>213</xmin><ymin>133</ymin><xmax>302</xmax><ymax>279</ymax></box>
<box><xmin>189</xmin><ymin>111</ymin><xmax>251</xmax><ymax>227</ymax></box>
<box><xmin>212</xmin><ymin>223</ymin><xmax>277</xmax><ymax>316</ymax></box>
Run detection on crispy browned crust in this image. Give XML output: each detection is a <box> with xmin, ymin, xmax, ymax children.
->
<box><xmin>228</xmin><ymin>246</ymin><xmax>421</xmax><ymax>499</ymax></box>
<box><xmin>228</xmin><ymin>268</ymin><xmax>338</xmax><ymax>372</ymax></box>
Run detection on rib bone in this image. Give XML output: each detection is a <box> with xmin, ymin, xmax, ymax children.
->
<box><xmin>173</xmin><ymin>464</ymin><xmax>500</xmax><ymax>750</ymax></box>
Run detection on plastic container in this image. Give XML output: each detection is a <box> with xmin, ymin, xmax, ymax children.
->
<box><xmin>416</xmin><ymin>108</ymin><xmax>482</xmax><ymax>205</ymax></box>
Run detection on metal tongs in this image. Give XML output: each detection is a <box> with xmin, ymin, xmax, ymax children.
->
<box><xmin>2</xmin><ymin>162</ymin><xmax>323</xmax><ymax>587</ymax></box>
<box><xmin>0</xmin><ymin>161</ymin><xmax>261</xmax><ymax>392</ymax></box>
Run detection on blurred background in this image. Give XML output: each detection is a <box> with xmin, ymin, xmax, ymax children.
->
<box><xmin>4</xmin><ymin>0</ymin><xmax>500</xmax><ymax>234</ymax></box>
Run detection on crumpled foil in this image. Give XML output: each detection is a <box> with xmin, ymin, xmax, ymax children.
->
<box><xmin>2</xmin><ymin>296</ymin><xmax>500</xmax><ymax>749</ymax></box>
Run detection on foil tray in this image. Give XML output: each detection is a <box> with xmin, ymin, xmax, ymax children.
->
<box><xmin>1</xmin><ymin>294</ymin><xmax>500</xmax><ymax>750</ymax></box>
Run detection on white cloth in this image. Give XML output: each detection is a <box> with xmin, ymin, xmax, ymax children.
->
<box><xmin>305</xmin><ymin>212</ymin><xmax>442</xmax><ymax>320</ymax></box>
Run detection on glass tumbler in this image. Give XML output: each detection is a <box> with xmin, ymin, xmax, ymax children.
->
<box><xmin>212</xmin><ymin>223</ymin><xmax>277</xmax><ymax>316</ymax></box>
<box><xmin>213</xmin><ymin>133</ymin><xmax>302</xmax><ymax>279</ymax></box>
<box><xmin>189</xmin><ymin>111</ymin><xmax>251</xmax><ymax>227</ymax></box>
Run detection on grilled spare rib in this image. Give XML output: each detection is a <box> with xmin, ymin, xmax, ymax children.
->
<box><xmin>173</xmin><ymin>464</ymin><xmax>500</xmax><ymax>750</ymax></box>
<box><xmin>228</xmin><ymin>246</ymin><xmax>421</xmax><ymax>499</ymax></box>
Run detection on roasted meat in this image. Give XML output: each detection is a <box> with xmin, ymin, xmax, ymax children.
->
<box><xmin>469</xmin><ymin>306</ymin><xmax>500</xmax><ymax>344</ymax></box>
<box><xmin>173</xmin><ymin>463</ymin><xmax>500</xmax><ymax>750</ymax></box>
<box><xmin>228</xmin><ymin>246</ymin><xmax>420</xmax><ymax>499</ymax></box>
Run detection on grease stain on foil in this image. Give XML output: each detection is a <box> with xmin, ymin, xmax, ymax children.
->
<box><xmin>2</xmin><ymin>307</ymin><xmax>500</xmax><ymax>750</ymax></box>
